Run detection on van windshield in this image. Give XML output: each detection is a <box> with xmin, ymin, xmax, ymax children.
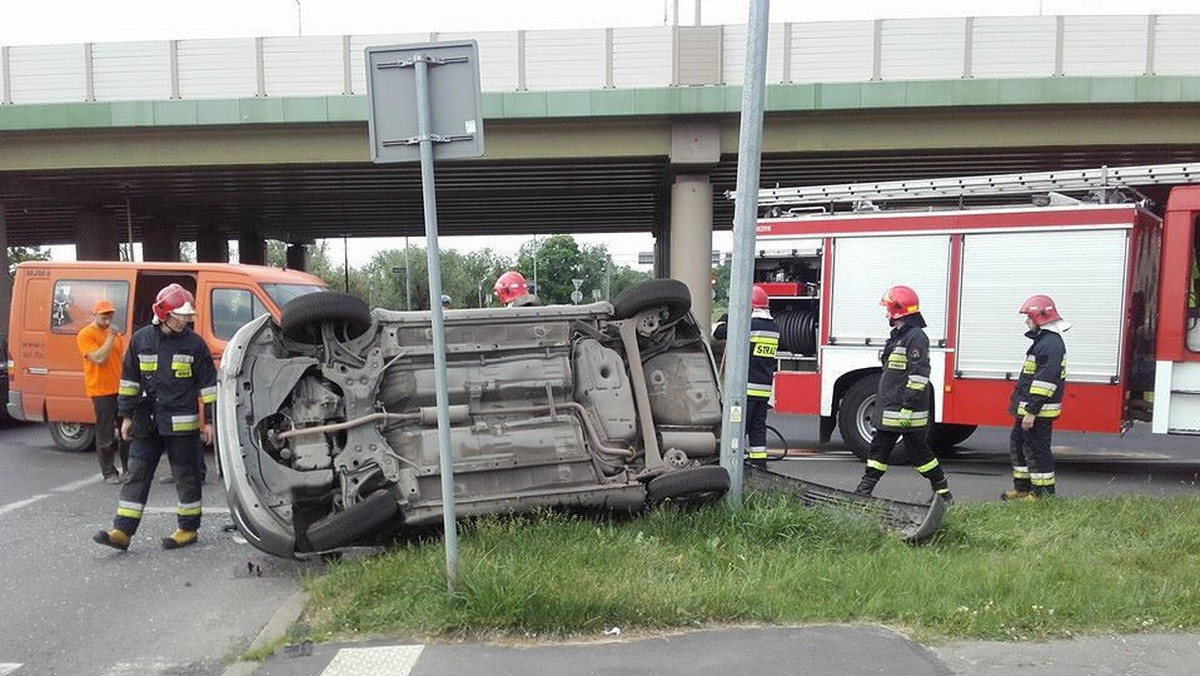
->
<box><xmin>260</xmin><ymin>283</ymin><xmax>327</xmax><ymax>309</ymax></box>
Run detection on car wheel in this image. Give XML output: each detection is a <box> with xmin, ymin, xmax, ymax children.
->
<box><xmin>837</xmin><ymin>376</ymin><xmax>876</xmax><ymax>461</ymax></box>
<box><xmin>647</xmin><ymin>465</ymin><xmax>730</xmax><ymax>505</ymax></box>
<box><xmin>611</xmin><ymin>279</ymin><xmax>691</xmax><ymax>325</ymax></box>
<box><xmin>50</xmin><ymin>421</ymin><xmax>95</xmax><ymax>452</ymax></box>
<box><xmin>280</xmin><ymin>292</ymin><xmax>371</xmax><ymax>344</ymax></box>
<box><xmin>304</xmin><ymin>490</ymin><xmax>398</xmax><ymax>552</ymax></box>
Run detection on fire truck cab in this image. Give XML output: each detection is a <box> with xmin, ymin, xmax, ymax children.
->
<box><xmin>750</xmin><ymin>164</ymin><xmax>1200</xmax><ymax>458</ymax></box>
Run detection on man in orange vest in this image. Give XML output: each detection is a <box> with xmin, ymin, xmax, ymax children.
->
<box><xmin>76</xmin><ymin>300</ymin><xmax>129</xmax><ymax>484</ymax></box>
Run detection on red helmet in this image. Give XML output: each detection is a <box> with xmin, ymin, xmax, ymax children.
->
<box><xmin>751</xmin><ymin>285</ymin><xmax>770</xmax><ymax>309</ymax></box>
<box><xmin>493</xmin><ymin>270</ymin><xmax>529</xmax><ymax>305</ymax></box>
<box><xmin>1019</xmin><ymin>294</ymin><xmax>1063</xmax><ymax>327</ymax></box>
<box><xmin>880</xmin><ymin>285</ymin><xmax>920</xmax><ymax>320</ymax></box>
<box><xmin>152</xmin><ymin>283</ymin><xmax>196</xmax><ymax>323</ymax></box>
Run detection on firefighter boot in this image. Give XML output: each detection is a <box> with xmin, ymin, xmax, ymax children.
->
<box><xmin>161</xmin><ymin>529</ymin><xmax>198</xmax><ymax>550</ymax></box>
<box><xmin>93</xmin><ymin>529</ymin><xmax>130</xmax><ymax>551</ymax></box>
<box><xmin>1002</xmin><ymin>489</ymin><xmax>1035</xmax><ymax>501</ymax></box>
<box><xmin>933</xmin><ymin>483</ymin><xmax>954</xmax><ymax>504</ymax></box>
<box><xmin>854</xmin><ymin>476</ymin><xmax>878</xmax><ymax>498</ymax></box>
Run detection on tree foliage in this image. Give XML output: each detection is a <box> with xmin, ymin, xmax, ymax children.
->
<box><xmin>7</xmin><ymin>246</ymin><xmax>52</xmax><ymax>279</ymax></box>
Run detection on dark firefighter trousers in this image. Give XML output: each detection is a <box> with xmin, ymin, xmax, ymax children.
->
<box><xmin>1009</xmin><ymin>418</ymin><xmax>1056</xmax><ymax>496</ymax></box>
<box><xmin>113</xmin><ymin>433</ymin><xmax>203</xmax><ymax>535</ymax></box>
<box><xmin>862</xmin><ymin>429</ymin><xmax>948</xmax><ymax>492</ymax></box>
<box><xmin>746</xmin><ymin>397</ymin><xmax>769</xmax><ymax>467</ymax></box>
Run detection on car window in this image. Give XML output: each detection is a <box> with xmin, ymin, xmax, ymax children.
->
<box><xmin>211</xmin><ymin>287</ymin><xmax>269</xmax><ymax>340</ymax></box>
<box><xmin>260</xmin><ymin>283</ymin><xmax>326</xmax><ymax>309</ymax></box>
<box><xmin>50</xmin><ymin>280</ymin><xmax>129</xmax><ymax>335</ymax></box>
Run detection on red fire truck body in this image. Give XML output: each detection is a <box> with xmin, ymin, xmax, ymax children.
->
<box><xmin>753</xmin><ymin>180</ymin><xmax>1200</xmax><ymax>458</ymax></box>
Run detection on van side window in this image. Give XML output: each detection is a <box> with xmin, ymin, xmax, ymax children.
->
<box><xmin>211</xmin><ymin>288</ymin><xmax>268</xmax><ymax>340</ymax></box>
<box><xmin>50</xmin><ymin>280</ymin><xmax>129</xmax><ymax>335</ymax></box>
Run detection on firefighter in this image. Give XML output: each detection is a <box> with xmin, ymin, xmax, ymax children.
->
<box><xmin>713</xmin><ymin>285</ymin><xmax>779</xmax><ymax>468</ymax></box>
<box><xmin>854</xmin><ymin>286</ymin><xmax>952</xmax><ymax>502</ymax></box>
<box><xmin>92</xmin><ymin>284</ymin><xmax>217</xmax><ymax>551</ymax></box>
<box><xmin>1004</xmin><ymin>294</ymin><xmax>1069</xmax><ymax>501</ymax></box>
<box><xmin>494</xmin><ymin>270</ymin><xmax>541</xmax><ymax>307</ymax></box>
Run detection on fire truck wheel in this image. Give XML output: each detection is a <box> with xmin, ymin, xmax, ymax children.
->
<box><xmin>280</xmin><ymin>292</ymin><xmax>372</xmax><ymax>344</ymax></box>
<box><xmin>611</xmin><ymin>279</ymin><xmax>691</xmax><ymax>325</ymax></box>
<box><xmin>837</xmin><ymin>377</ymin><xmax>876</xmax><ymax>461</ymax></box>
<box><xmin>931</xmin><ymin>423</ymin><xmax>977</xmax><ymax>456</ymax></box>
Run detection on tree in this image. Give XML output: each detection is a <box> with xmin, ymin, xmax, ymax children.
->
<box><xmin>7</xmin><ymin>246</ymin><xmax>51</xmax><ymax>279</ymax></box>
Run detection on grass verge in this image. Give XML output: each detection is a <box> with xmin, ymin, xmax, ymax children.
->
<box><xmin>302</xmin><ymin>494</ymin><xmax>1200</xmax><ymax>642</ymax></box>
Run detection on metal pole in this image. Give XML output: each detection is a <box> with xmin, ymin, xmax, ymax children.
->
<box><xmin>343</xmin><ymin>235</ymin><xmax>350</xmax><ymax>292</ymax></box>
<box><xmin>124</xmin><ymin>194</ymin><xmax>134</xmax><ymax>262</ymax></box>
<box><xmin>695</xmin><ymin>0</ymin><xmax>701</xmax><ymax>26</ymax></box>
<box><xmin>531</xmin><ymin>235</ymin><xmax>538</xmax><ymax>297</ymax></box>
<box><xmin>414</xmin><ymin>54</ymin><xmax>459</xmax><ymax>594</ymax></box>
<box><xmin>404</xmin><ymin>235</ymin><xmax>412</xmax><ymax>310</ymax></box>
<box><xmin>295</xmin><ymin>0</ymin><xmax>303</xmax><ymax>37</ymax></box>
<box><xmin>719</xmin><ymin>0</ymin><xmax>769</xmax><ymax>508</ymax></box>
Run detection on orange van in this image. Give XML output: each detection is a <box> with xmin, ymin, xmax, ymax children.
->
<box><xmin>6</xmin><ymin>262</ymin><xmax>327</xmax><ymax>451</ymax></box>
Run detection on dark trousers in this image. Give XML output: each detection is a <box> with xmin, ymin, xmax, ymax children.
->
<box><xmin>745</xmin><ymin>397</ymin><xmax>770</xmax><ymax>467</ymax></box>
<box><xmin>113</xmin><ymin>433</ymin><xmax>203</xmax><ymax>535</ymax></box>
<box><xmin>860</xmin><ymin>428</ymin><xmax>948</xmax><ymax>490</ymax></box>
<box><xmin>91</xmin><ymin>394</ymin><xmax>129</xmax><ymax>478</ymax></box>
<box><xmin>1009</xmin><ymin>418</ymin><xmax>1056</xmax><ymax>495</ymax></box>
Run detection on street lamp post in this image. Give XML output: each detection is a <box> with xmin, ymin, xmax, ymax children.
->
<box><xmin>295</xmin><ymin>0</ymin><xmax>303</xmax><ymax>37</ymax></box>
<box><xmin>391</xmin><ymin>265</ymin><xmax>411</xmax><ymax>310</ymax></box>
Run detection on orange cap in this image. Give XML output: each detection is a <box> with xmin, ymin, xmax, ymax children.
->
<box><xmin>93</xmin><ymin>300</ymin><xmax>117</xmax><ymax>315</ymax></box>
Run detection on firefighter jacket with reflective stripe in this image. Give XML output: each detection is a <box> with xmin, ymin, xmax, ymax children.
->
<box><xmin>117</xmin><ymin>324</ymin><xmax>217</xmax><ymax>436</ymax></box>
<box><xmin>713</xmin><ymin>309</ymin><xmax>779</xmax><ymax>399</ymax></box>
<box><xmin>1009</xmin><ymin>328</ymin><xmax>1066</xmax><ymax>419</ymax></box>
<box><xmin>873</xmin><ymin>320</ymin><xmax>931</xmax><ymax>431</ymax></box>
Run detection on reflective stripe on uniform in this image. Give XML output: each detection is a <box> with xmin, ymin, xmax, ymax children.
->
<box><xmin>906</xmin><ymin>374</ymin><xmax>929</xmax><ymax>391</ymax></box>
<box><xmin>750</xmin><ymin>331</ymin><xmax>779</xmax><ymax>359</ymax></box>
<box><xmin>138</xmin><ymin>354</ymin><xmax>158</xmax><ymax>372</ymax></box>
<box><xmin>1022</xmin><ymin>358</ymin><xmax>1036</xmax><ymax>374</ymax></box>
<box><xmin>1030</xmin><ymin>472</ymin><xmax>1056</xmax><ymax>487</ymax></box>
<box><xmin>172</xmin><ymin>414</ymin><xmax>200</xmax><ymax>431</ymax></box>
<box><xmin>1017</xmin><ymin>402</ymin><xmax>1062</xmax><ymax>418</ymax></box>
<box><xmin>119</xmin><ymin>379</ymin><xmax>141</xmax><ymax>396</ymax></box>
<box><xmin>1029</xmin><ymin>379</ymin><xmax>1058</xmax><ymax>397</ymax></box>
<box><xmin>880</xmin><ymin>410</ymin><xmax>928</xmax><ymax>422</ymax></box>
<box><xmin>886</xmin><ymin>350</ymin><xmax>908</xmax><ymax>370</ymax></box>
<box><xmin>200</xmin><ymin>386</ymin><xmax>217</xmax><ymax>404</ymax></box>
<box><xmin>747</xmin><ymin>382</ymin><xmax>773</xmax><ymax>398</ymax></box>
<box><xmin>915</xmin><ymin>458</ymin><xmax>940</xmax><ymax>474</ymax></box>
<box><xmin>1012</xmin><ymin>465</ymin><xmax>1030</xmax><ymax>479</ymax></box>
<box><xmin>866</xmin><ymin>459</ymin><xmax>888</xmax><ymax>472</ymax></box>
<box><xmin>171</xmin><ymin>354</ymin><xmax>194</xmax><ymax>364</ymax></box>
<box><xmin>747</xmin><ymin>447</ymin><xmax>768</xmax><ymax>460</ymax></box>
<box><xmin>177</xmin><ymin>501</ymin><xmax>203</xmax><ymax>516</ymax></box>
<box><xmin>116</xmin><ymin>500</ymin><xmax>145</xmax><ymax>519</ymax></box>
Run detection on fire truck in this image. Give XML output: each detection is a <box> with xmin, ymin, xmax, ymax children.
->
<box><xmin>750</xmin><ymin>163</ymin><xmax>1200</xmax><ymax>459</ymax></box>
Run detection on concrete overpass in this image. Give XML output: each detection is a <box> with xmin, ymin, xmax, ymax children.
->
<box><xmin>3</xmin><ymin>13</ymin><xmax>1200</xmax><ymax>326</ymax></box>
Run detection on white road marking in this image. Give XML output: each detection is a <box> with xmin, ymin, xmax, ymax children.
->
<box><xmin>51</xmin><ymin>475</ymin><xmax>104</xmax><ymax>492</ymax></box>
<box><xmin>0</xmin><ymin>494</ymin><xmax>50</xmax><ymax>517</ymax></box>
<box><xmin>101</xmin><ymin>661</ymin><xmax>177</xmax><ymax>675</ymax></box>
<box><xmin>0</xmin><ymin>663</ymin><xmax>23</xmax><ymax>675</ymax></box>
<box><xmin>321</xmin><ymin>645</ymin><xmax>425</xmax><ymax>676</ymax></box>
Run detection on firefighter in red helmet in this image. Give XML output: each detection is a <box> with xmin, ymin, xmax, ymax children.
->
<box><xmin>93</xmin><ymin>283</ymin><xmax>217</xmax><ymax>551</ymax></box>
<box><xmin>854</xmin><ymin>285</ymin><xmax>953</xmax><ymax>502</ymax></box>
<box><xmin>713</xmin><ymin>285</ymin><xmax>779</xmax><ymax>468</ymax></box>
<box><xmin>494</xmin><ymin>270</ymin><xmax>540</xmax><ymax>307</ymax></box>
<box><xmin>1005</xmin><ymin>294</ymin><xmax>1069</xmax><ymax>501</ymax></box>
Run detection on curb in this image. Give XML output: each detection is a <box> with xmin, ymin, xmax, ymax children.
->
<box><xmin>222</xmin><ymin>590</ymin><xmax>309</xmax><ymax>676</ymax></box>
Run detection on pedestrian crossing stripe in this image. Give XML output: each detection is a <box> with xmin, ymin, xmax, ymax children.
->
<box><xmin>0</xmin><ymin>663</ymin><xmax>22</xmax><ymax>676</ymax></box>
<box><xmin>322</xmin><ymin>645</ymin><xmax>425</xmax><ymax>676</ymax></box>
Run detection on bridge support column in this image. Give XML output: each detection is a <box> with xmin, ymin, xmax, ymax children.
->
<box><xmin>238</xmin><ymin>228</ymin><xmax>265</xmax><ymax>266</ymax></box>
<box><xmin>669</xmin><ymin>174</ymin><xmax>714</xmax><ymax>329</ymax></box>
<box><xmin>142</xmin><ymin>220</ymin><xmax>180</xmax><ymax>262</ymax></box>
<box><xmin>0</xmin><ymin>203</ymin><xmax>10</xmax><ymax>340</ymax></box>
<box><xmin>195</xmin><ymin>223</ymin><xmax>228</xmax><ymax>263</ymax></box>
<box><xmin>75</xmin><ymin>209</ymin><xmax>120</xmax><ymax>261</ymax></box>
<box><xmin>666</xmin><ymin>121</ymin><xmax>720</xmax><ymax>331</ymax></box>
<box><xmin>286</xmin><ymin>243</ymin><xmax>306</xmax><ymax>272</ymax></box>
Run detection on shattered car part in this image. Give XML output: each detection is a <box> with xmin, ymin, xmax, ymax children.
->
<box><xmin>218</xmin><ymin>281</ymin><xmax>729</xmax><ymax>559</ymax></box>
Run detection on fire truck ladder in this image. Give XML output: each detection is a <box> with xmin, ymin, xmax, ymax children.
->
<box><xmin>741</xmin><ymin>162</ymin><xmax>1200</xmax><ymax>208</ymax></box>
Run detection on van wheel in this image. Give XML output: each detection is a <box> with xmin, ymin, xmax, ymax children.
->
<box><xmin>837</xmin><ymin>377</ymin><xmax>876</xmax><ymax>461</ymax></box>
<box><xmin>50</xmin><ymin>422</ymin><xmax>95</xmax><ymax>453</ymax></box>
<box><xmin>280</xmin><ymin>292</ymin><xmax>371</xmax><ymax>344</ymax></box>
<box><xmin>611</xmin><ymin>279</ymin><xmax>691</xmax><ymax>325</ymax></box>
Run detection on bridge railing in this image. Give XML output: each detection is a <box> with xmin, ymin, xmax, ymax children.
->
<box><xmin>2</xmin><ymin>15</ymin><xmax>1198</xmax><ymax>106</ymax></box>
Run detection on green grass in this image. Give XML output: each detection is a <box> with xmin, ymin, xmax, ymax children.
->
<box><xmin>301</xmin><ymin>494</ymin><xmax>1200</xmax><ymax>643</ymax></box>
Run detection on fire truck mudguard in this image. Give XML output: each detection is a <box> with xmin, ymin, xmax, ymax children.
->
<box><xmin>744</xmin><ymin>465</ymin><xmax>947</xmax><ymax>543</ymax></box>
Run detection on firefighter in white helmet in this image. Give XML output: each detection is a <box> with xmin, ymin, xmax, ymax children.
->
<box><xmin>92</xmin><ymin>283</ymin><xmax>217</xmax><ymax>551</ymax></box>
<box><xmin>1004</xmin><ymin>294</ymin><xmax>1069</xmax><ymax>501</ymax></box>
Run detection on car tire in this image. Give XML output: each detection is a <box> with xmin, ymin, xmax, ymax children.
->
<box><xmin>611</xmin><ymin>279</ymin><xmax>691</xmax><ymax>324</ymax></box>
<box><xmin>305</xmin><ymin>490</ymin><xmax>398</xmax><ymax>552</ymax></box>
<box><xmin>49</xmin><ymin>422</ymin><xmax>95</xmax><ymax>452</ymax></box>
<box><xmin>837</xmin><ymin>376</ymin><xmax>876</xmax><ymax>461</ymax></box>
<box><xmin>647</xmin><ymin>465</ymin><xmax>730</xmax><ymax>505</ymax></box>
<box><xmin>280</xmin><ymin>292</ymin><xmax>371</xmax><ymax>344</ymax></box>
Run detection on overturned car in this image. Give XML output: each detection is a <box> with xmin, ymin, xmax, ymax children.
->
<box><xmin>217</xmin><ymin>280</ymin><xmax>732</xmax><ymax>559</ymax></box>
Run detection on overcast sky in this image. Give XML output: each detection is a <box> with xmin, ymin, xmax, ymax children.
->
<box><xmin>8</xmin><ymin>0</ymin><xmax>1195</xmax><ymax>267</ymax></box>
